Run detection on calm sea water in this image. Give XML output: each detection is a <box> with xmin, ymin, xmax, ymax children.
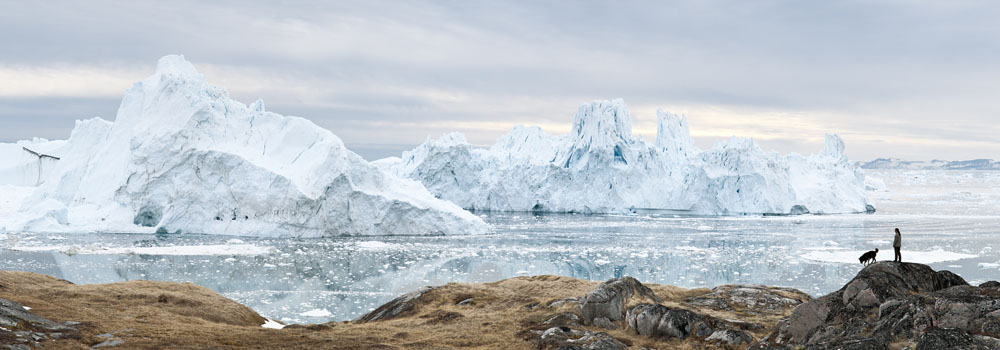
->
<box><xmin>2</xmin><ymin>169</ymin><xmax>999</xmax><ymax>324</ymax></box>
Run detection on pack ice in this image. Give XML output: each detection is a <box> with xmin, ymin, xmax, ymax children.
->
<box><xmin>379</xmin><ymin>99</ymin><xmax>875</xmax><ymax>215</ymax></box>
<box><xmin>0</xmin><ymin>55</ymin><xmax>486</xmax><ymax>236</ymax></box>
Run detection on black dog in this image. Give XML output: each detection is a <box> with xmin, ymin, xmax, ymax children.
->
<box><xmin>859</xmin><ymin>248</ymin><xmax>879</xmax><ymax>266</ymax></box>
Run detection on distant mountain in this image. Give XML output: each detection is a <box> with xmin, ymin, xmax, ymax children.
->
<box><xmin>857</xmin><ymin>158</ymin><xmax>1000</xmax><ymax>170</ymax></box>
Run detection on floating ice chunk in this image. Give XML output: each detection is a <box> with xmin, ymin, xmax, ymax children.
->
<box><xmin>978</xmin><ymin>262</ymin><xmax>1000</xmax><ymax>269</ymax></box>
<box><xmin>355</xmin><ymin>241</ymin><xmax>402</xmax><ymax>250</ymax></box>
<box><xmin>299</xmin><ymin>309</ymin><xmax>332</xmax><ymax>317</ymax></box>
<box><xmin>0</xmin><ymin>55</ymin><xmax>486</xmax><ymax>237</ymax></box>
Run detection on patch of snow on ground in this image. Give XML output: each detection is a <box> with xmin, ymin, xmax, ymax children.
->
<box><xmin>261</xmin><ymin>318</ymin><xmax>285</xmax><ymax>329</ymax></box>
<box><xmin>801</xmin><ymin>248</ymin><xmax>976</xmax><ymax>264</ymax></box>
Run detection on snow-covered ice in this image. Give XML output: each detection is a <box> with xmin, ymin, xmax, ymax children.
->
<box><xmin>800</xmin><ymin>248</ymin><xmax>976</xmax><ymax>264</ymax></box>
<box><xmin>7</xmin><ymin>243</ymin><xmax>276</xmax><ymax>256</ymax></box>
<box><xmin>382</xmin><ymin>99</ymin><xmax>874</xmax><ymax>215</ymax></box>
<box><xmin>299</xmin><ymin>308</ymin><xmax>332</xmax><ymax>317</ymax></box>
<box><xmin>0</xmin><ymin>55</ymin><xmax>486</xmax><ymax>237</ymax></box>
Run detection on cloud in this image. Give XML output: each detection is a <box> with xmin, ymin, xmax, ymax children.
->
<box><xmin>2</xmin><ymin>1</ymin><xmax>1000</xmax><ymax>160</ymax></box>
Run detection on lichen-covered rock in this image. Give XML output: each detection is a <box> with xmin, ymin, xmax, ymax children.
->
<box><xmin>544</xmin><ymin>312</ymin><xmax>582</xmax><ymax>328</ymax></box>
<box><xmin>705</xmin><ymin>329</ymin><xmax>754</xmax><ymax>347</ymax></box>
<box><xmin>579</xmin><ymin>276</ymin><xmax>661</xmax><ymax>327</ymax></box>
<box><xmin>625</xmin><ymin>303</ymin><xmax>750</xmax><ymax>345</ymax></box>
<box><xmin>532</xmin><ymin>326</ymin><xmax>627</xmax><ymax>350</ymax></box>
<box><xmin>686</xmin><ymin>284</ymin><xmax>809</xmax><ymax>315</ymax></box>
<box><xmin>755</xmin><ymin>262</ymin><xmax>1000</xmax><ymax>349</ymax></box>
<box><xmin>355</xmin><ymin>286</ymin><xmax>433</xmax><ymax>322</ymax></box>
<box><xmin>916</xmin><ymin>328</ymin><xmax>1000</xmax><ymax>350</ymax></box>
<box><xmin>0</xmin><ymin>298</ymin><xmax>78</xmax><ymax>348</ymax></box>
<box><xmin>979</xmin><ymin>281</ymin><xmax>1000</xmax><ymax>288</ymax></box>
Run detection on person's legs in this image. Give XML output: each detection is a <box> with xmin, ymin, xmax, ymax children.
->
<box><xmin>894</xmin><ymin>247</ymin><xmax>901</xmax><ymax>262</ymax></box>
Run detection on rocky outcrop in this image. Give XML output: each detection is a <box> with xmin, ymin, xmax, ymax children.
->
<box><xmin>686</xmin><ymin>284</ymin><xmax>810</xmax><ymax>316</ymax></box>
<box><xmin>625</xmin><ymin>303</ymin><xmax>754</xmax><ymax>347</ymax></box>
<box><xmin>355</xmin><ymin>286</ymin><xmax>434</xmax><ymax>322</ymax></box>
<box><xmin>579</xmin><ymin>276</ymin><xmax>662</xmax><ymax>327</ymax></box>
<box><xmin>754</xmin><ymin>261</ymin><xmax>998</xmax><ymax>349</ymax></box>
<box><xmin>533</xmin><ymin>327</ymin><xmax>628</xmax><ymax>350</ymax></box>
<box><xmin>0</xmin><ymin>298</ymin><xmax>79</xmax><ymax>349</ymax></box>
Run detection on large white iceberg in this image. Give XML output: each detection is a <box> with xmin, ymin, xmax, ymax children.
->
<box><xmin>379</xmin><ymin>99</ymin><xmax>875</xmax><ymax>215</ymax></box>
<box><xmin>0</xmin><ymin>55</ymin><xmax>487</xmax><ymax>236</ymax></box>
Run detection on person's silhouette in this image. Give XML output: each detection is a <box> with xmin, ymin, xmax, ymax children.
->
<box><xmin>893</xmin><ymin>228</ymin><xmax>902</xmax><ymax>262</ymax></box>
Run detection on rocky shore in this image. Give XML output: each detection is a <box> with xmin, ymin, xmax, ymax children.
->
<box><xmin>1</xmin><ymin>262</ymin><xmax>997</xmax><ymax>349</ymax></box>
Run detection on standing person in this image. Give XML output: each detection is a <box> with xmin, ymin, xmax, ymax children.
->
<box><xmin>893</xmin><ymin>228</ymin><xmax>902</xmax><ymax>262</ymax></box>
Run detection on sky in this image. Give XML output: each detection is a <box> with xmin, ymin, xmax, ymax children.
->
<box><xmin>2</xmin><ymin>1</ymin><xmax>999</xmax><ymax>161</ymax></box>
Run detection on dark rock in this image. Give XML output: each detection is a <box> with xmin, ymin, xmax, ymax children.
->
<box><xmin>759</xmin><ymin>262</ymin><xmax>1000</xmax><ymax>349</ymax></box>
<box><xmin>355</xmin><ymin>286</ymin><xmax>433</xmax><ymax>322</ymax></box>
<box><xmin>705</xmin><ymin>329</ymin><xmax>754</xmax><ymax>347</ymax></box>
<box><xmin>533</xmin><ymin>327</ymin><xmax>626</xmax><ymax>350</ymax></box>
<box><xmin>543</xmin><ymin>312</ymin><xmax>582</xmax><ymax>328</ymax></box>
<box><xmin>686</xmin><ymin>284</ymin><xmax>809</xmax><ymax>315</ymax></box>
<box><xmin>591</xmin><ymin>317</ymin><xmax>616</xmax><ymax>330</ymax></box>
<box><xmin>625</xmin><ymin>304</ymin><xmax>706</xmax><ymax>340</ymax></box>
<box><xmin>767</xmin><ymin>262</ymin><xmax>968</xmax><ymax>346</ymax></box>
<box><xmin>916</xmin><ymin>327</ymin><xmax>1000</xmax><ymax>350</ymax></box>
<box><xmin>979</xmin><ymin>281</ymin><xmax>1000</xmax><ymax>288</ymax></box>
<box><xmin>579</xmin><ymin>276</ymin><xmax>661</xmax><ymax>327</ymax></box>
<box><xmin>0</xmin><ymin>298</ymin><xmax>80</xmax><ymax>348</ymax></box>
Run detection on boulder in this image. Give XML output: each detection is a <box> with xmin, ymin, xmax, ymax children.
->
<box><xmin>705</xmin><ymin>329</ymin><xmax>754</xmax><ymax>347</ymax></box>
<box><xmin>979</xmin><ymin>281</ymin><xmax>1000</xmax><ymax>288</ymax></box>
<box><xmin>916</xmin><ymin>328</ymin><xmax>1000</xmax><ymax>350</ymax></box>
<box><xmin>579</xmin><ymin>276</ymin><xmax>661</xmax><ymax>327</ymax></box>
<box><xmin>356</xmin><ymin>286</ymin><xmax>433</xmax><ymax>322</ymax></box>
<box><xmin>625</xmin><ymin>303</ymin><xmax>750</xmax><ymax>344</ymax></box>
<box><xmin>532</xmin><ymin>326</ymin><xmax>627</xmax><ymax>350</ymax></box>
<box><xmin>686</xmin><ymin>284</ymin><xmax>809</xmax><ymax>315</ymax></box>
<box><xmin>0</xmin><ymin>298</ymin><xmax>78</xmax><ymax>348</ymax></box>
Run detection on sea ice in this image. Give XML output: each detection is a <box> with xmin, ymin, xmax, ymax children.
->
<box><xmin>299</xmin><ymin>308</ymin><xmax>332</xmax><ymax>317</ymax></box>
<box><xmin>382</xmin><ymin>99</ymin><xmax>874</xmax><ymax>215</ymax></box>
<box><xmin>0</xmin><ymin>55</ymin><xmax>487</xmax><ymax>237</ymax></box>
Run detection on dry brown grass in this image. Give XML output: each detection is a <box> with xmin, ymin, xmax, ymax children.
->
<box><xmin>0</xmin><ymin>271</ymin><xmax>804</xmax><ymax>349</ymax></box>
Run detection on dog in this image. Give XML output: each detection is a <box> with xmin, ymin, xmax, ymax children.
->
<box><xmin>859</xmin><ymin>248</ymin><xmax>879</xmax><ymax>266</ymax></box>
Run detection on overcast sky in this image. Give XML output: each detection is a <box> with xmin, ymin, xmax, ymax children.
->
<box><xmin>2</xmin><ymin>1</ymin><xmax>999</xmax><ymax>161</ymax></box>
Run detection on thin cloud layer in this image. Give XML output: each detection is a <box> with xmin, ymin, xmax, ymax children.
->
<box><xmin>2</xmin><ymin>1</ymin><xmax>998</xmax><ymax>160</ymax></box>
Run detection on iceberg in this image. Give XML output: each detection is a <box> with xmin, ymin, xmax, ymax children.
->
<box><xmin>0</xmin><ymin>55</ymin><xmax>486</xmax><ymax>237</ymax></box>
<box><xmin>381</xmin><ymin>99</ymin><xmax>875</xmax><ymax>215</ymax></box>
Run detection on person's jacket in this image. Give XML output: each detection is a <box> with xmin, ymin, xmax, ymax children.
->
<box><xmin>893</xmin><ymin>232</ymin><xmax>901</xmax><ymax>248</ymax></box>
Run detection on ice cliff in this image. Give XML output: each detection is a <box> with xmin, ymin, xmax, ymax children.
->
<box><xmin>380</xmin><ymin>99</ymin><xmax>875</xmax><ymax>215</ymax></box>
<box><xmin>1</xmin><ymin>55</ymin><xmax>487</xmax><ymax>236</ymax></box>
